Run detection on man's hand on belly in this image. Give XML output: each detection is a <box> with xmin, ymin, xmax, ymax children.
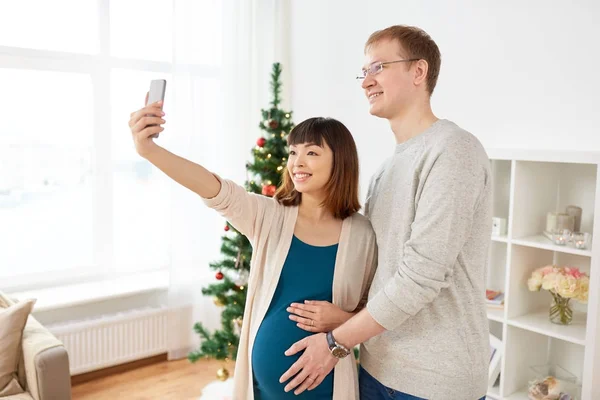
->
<box><xmin>279</xmin><ymin>333</ymin><xmax>338</xmax><ymax>395</ymax></box>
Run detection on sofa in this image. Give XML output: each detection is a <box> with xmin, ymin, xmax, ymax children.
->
<box><xmin>0</xmin><ymin>292</ymin><xmax>71</xmax><ymax>400</ymax></box>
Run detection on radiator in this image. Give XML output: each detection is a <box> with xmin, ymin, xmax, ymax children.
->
<box><xmin>47</xmin><ymin>306</ymin><xmax>169</xmax><ymax>375</ymax></box>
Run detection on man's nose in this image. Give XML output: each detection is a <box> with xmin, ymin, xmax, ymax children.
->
<box><xmin>361</xmin><ymin>75</ymin><xmax>375</xmax><ymax>90</ymax></box>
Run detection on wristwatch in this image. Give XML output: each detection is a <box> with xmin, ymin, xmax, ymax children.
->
<box><xmin>326</xmin><ymin>331</ymin><xmax>351</xmax><ymax>359</ymax></box>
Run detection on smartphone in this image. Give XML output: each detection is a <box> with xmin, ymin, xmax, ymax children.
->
<box><xmin>146</xmin><ymin>79</ymin><xmax>166</xmax><ymax>138</ymax></box>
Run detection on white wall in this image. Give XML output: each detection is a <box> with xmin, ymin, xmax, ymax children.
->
<box><xmin>289</xmin><ymin>0</ymin><xmax>600</xmax><ymax>199</ymax></box>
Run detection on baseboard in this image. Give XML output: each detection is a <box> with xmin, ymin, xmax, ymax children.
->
<box><xmin>168</xmin><ymin>346</ymin><xmax>194</xmax><ymax>361</ymax></box>
<box><xmin>71</xmin><ymin>353</ymin><xmax>168</xmax><ymax>386</ymax></box>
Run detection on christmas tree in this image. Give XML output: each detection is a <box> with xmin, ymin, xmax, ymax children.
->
<box><xmin>188</xmin><ymin>63</ymin><xmax>294</xmax><ymax>375</ymax></box>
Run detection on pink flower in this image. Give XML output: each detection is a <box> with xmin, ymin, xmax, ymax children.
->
<box><xmin>565</xmin><ymin>267</ymin><xmax>583</xmax><ymax>279</ymax></box>
<box><xmin>540</xmin><ymin>266</ymin><xmax>555</xmax><ymax>276</ymax></box>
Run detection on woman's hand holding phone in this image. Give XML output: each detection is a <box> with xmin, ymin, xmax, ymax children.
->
<box><xmin>128</xmin><ymin>93</ymin><xmax>165</xmax><ymax>158</ymax></box>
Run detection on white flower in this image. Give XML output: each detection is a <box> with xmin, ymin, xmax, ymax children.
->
<box><xmin>542</xmin><ymin>272</ymin><xmax>559</xmax><ymax>291</ymax></box>
<box><xmin>555</xmin><ymin>275</ymin><xmax>578</xmax><ymax>298</ymax></box>
<box><xmin>528</xmin><ymin>270</ymin><xmax>543</xmax><ymax>291</ymax></box>
<box><xmin>577</xmin><ymin>276</ymin><xmax>590</xmax><ymax>304</ymax></box>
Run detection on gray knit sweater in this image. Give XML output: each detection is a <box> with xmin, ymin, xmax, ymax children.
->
<box><xmin>361</xmin><ymin>119</ymin><xmax>492</xmax><ymax>400</ymax></box>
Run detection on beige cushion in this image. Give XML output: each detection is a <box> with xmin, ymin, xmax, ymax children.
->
<box><xmin>1</xmin><ymin>393</ymin><xmax>35</xmax><ymax>400</ymax></box>
<box><xmin>0</xmin><ymin>299</ymin><xmax>35</xmax><ymax>397</ymax></box>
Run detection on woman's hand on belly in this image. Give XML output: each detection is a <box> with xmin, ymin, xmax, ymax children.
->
<box><xmin>287</xmin><ymin>300</ymin><xmax>354</xmax><ymax>333</ymax></box>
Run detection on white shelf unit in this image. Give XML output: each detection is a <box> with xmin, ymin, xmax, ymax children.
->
<box><xmin>485</xmin><ymin>149</ymin><xmax>600</xmax><ymax>400</ymax></box>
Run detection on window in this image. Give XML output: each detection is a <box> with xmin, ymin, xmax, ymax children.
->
<box><xmin>0</xmin><ymin>1</ymin><xmax>98</xmax><ymax>54</ymax></box>
<box><xmin>0</xmin><ymin>0</ymin><xmax>222</xmax><ymax>290</ymax></box>
<box><xmin>0</xmin><ymin>69</ymin><xmax>94</xmax><ymax>278</ymax></box>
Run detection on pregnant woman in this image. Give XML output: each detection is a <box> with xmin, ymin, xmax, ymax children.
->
<box><xmin>128</xmin><ymin>100</ymin><xmax>377</xmax><ymax>399</ymax></box>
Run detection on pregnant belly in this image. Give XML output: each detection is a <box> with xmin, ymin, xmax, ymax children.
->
<box><xmin>251</xmin><ymin>306</ymin><xmax>333</xmax><ymax>399</ymax></box>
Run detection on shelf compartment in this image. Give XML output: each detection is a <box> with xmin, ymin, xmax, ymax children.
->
<box><xmin>511</xmin><ymin>161</ymin><xmax>596</xmax><ymax>240</ymax></box>
<box><xmin>487</xmin><ymin>307</ymin><xmax>505</xmax><ymax>323</ymax></box>
<box><xmin>512</xmin><ymin>234</ymin><xmax>591</xmax><ymax>257</ymax></box>
<box><xmin>507</xmin><ymin>310</ymin><xmax>587</xmax><ymax>346</ymax></box>
<box><xmin>502</xmin><ymin>326</ymin><xmax>584</xmax><ymax>398</ymax></box>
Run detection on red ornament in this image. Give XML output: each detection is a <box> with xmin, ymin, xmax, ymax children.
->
<box><xmin>257</xmin><ymin>137</ymin><xmax>266</xmax><ymax>147</ymax></box>
<box><xmin>224</xmin><ymin>225</ymin><xmax>230</xmax><ymax>232</ymax></box>
<box><xmin>262</xmin><ymin>184</ymin><xmax>277</xmax><ymax>197</ymax></box>
<box><xmin>216</xmin><ymin>272</ymin><xmax>224</xmax><ymax>280</ymax></box>
<box><xmin>268</xmin><ymin>120</ymin><xmax>279</xmax><ymax>129</ymax></box>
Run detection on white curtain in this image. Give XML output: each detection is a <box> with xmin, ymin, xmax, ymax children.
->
<box><xmin>167</xmin><ymin>0</ymin><xmax>291</xmax><ymax>360</ymax></box>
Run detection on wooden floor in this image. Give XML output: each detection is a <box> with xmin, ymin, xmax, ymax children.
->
<box><xmin>71</xmin><ymin>358</ymin><xmax>235</xmax><ymax>400</ymax></box>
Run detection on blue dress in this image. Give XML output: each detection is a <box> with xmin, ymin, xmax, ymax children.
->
<box><xmin>252</xmin><ymin>235</ymin><xmax>338</xmax><ymax>399</ymax></box>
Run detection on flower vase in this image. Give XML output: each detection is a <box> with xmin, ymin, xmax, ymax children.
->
<box><xmin>549</xmin><ymin>292</ymin><xmax>573</xmax><ymax>325</ymax></box>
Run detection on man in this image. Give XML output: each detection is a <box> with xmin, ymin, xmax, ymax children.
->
<box><xmin>280</xmin><ymin>25</ymin><xmax>492</xmax><ymax>400</ymax></box>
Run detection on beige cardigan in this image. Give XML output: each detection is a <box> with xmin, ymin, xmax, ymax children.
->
<box><xmin>202</xmin><ymin>178</ymin><xmax>377</xmax><ymax>400</ymax></box>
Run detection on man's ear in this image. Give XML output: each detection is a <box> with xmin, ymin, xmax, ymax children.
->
<box><xmin>413</xmin><ymin>59</ymin><xmax>429</xmax><ymax>87</ymax></box>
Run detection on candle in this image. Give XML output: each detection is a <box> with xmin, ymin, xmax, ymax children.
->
<box><xmin>556</xmin><ymin>213</ymin><xmax>574</xmax><ymax>232</ymax></box>
<box><xmin>566</xmin><ymin>205</ymin><xmax>582</xmax><ymax>232</ymax></box>
<box><xmin>546</xmin><ymin>212</ymin><xmax>558</xmax><ymax>233</ymax></box>
<box><xmin>573</xmin><ymin>232</ymin><xmax>586</xmax><ymax>249</ymax></box>
<box><xmin>554</xmin><ymin>235</ymin><xmax>567</xmax><ymax>245</ymax></box>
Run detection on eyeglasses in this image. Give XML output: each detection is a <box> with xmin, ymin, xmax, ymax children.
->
<box><xmin>356</xmin><ymin>59</ymin><xmax>420</xmax><ymax>80</ymax></box>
